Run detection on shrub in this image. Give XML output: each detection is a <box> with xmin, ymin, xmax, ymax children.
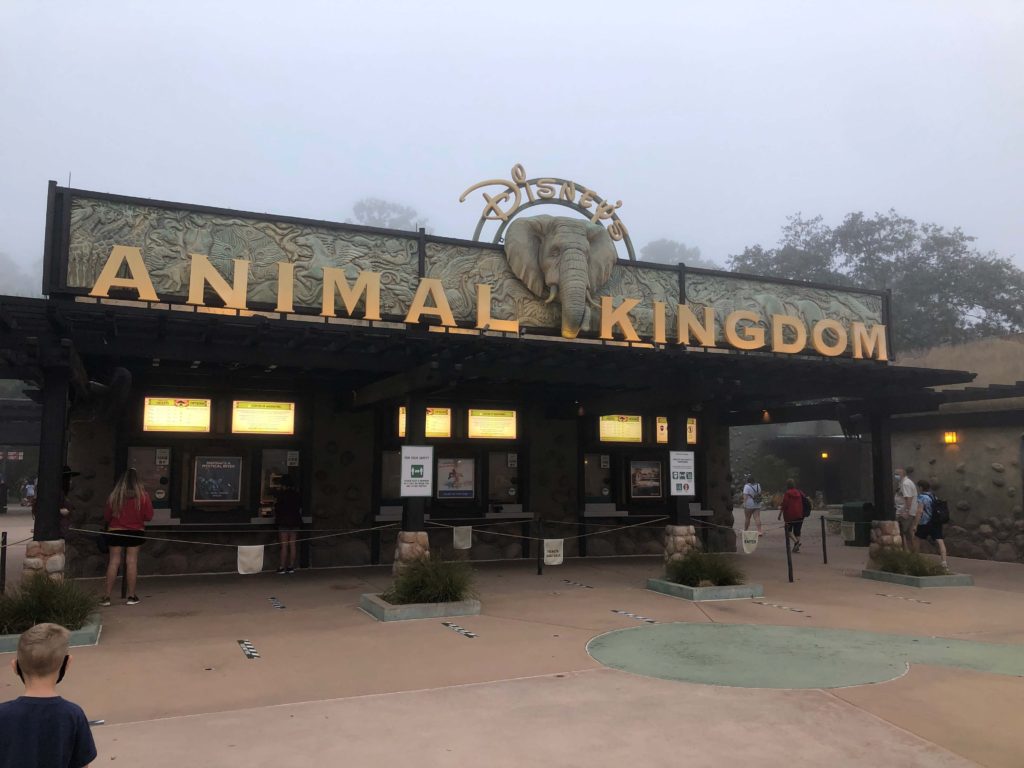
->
<box><xmin>872</xmin><ymin>548</ymin><xmax>947</xmax><ymax>577</ymax></box>
<box><xmin>0</xmin><ymin>574</ymin><xmax>101</xmax><ymax>635</ymax></box>
<box><xmin>666</xmin><ymin>552</ymin><xmax>745</xmax><ymax>587</ymax></box>
<box><xmin>382</xmin><ymin>555</ymin><xmax>476</xmax><ymax>605</ymax></box>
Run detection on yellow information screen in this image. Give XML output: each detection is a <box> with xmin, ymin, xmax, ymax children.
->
<box><xmin>687</xmin><ymin>417</ymin><xmax>698</xmax><ymax>445</ymax></box>
<box><xmin>232</xmin><ymin>401</ymin><xmax>296</xmax><ymax>435</ymax></box>
<box><xmin>143</xmin><ymin>398</ymin><xmax>211</xmax><ymax>433</ymax></box>
<box><xmin>398</xmin><ymin>406</ymin><xmax>452</xmax><ymax>438</ymax></box>
<box><xmin>468</xmin><ymin>409</ymin><xmax>517</xmax><ymax>439</ymax></box>
<box><xmin>599</xmin><ymin>415</ymin><xmax>643</xmax><ymax>443</ymax></box>
<box><xmin>656</xmin><ymin>416</ymin><xmax>668</xmax><ymax>444</ymax></box>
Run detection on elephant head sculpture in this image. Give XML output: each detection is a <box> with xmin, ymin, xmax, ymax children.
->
<box><xmin>504</xmin><ymin>215</ymin><xmax>617</xmax><ymax>339</ymax></box>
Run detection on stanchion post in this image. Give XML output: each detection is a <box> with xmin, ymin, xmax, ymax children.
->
<box><xmin>1</xmin><ymin>531</ymin><xmax>7</xmax><ymax>594</ymax></box>
<box><xmin>536</xmin><ymin>519</ymin><xmax>544</xmax><ymax>576</ymax></box>
<box><xmin>820</xmin><ymin>515</ymin><xmax>828</xmax><ymax>564</ymax></box>
<box><xmin>784</xmin><ymin>523</ymin><xmax>794</xmax><ymax>583</ymax></box>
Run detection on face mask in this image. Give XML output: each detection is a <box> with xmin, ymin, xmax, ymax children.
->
<box><xmin>894</xmin><ymin>474</ymin><xmax>901</xmax><ymax>481</ymax></box>
<box><xmin>15</xmin><ymin>656</ymin><xmax>69</xmax><ymax>685</ymax></box>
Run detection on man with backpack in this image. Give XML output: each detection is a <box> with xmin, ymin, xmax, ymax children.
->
<box><xmin>742</xmin><ymin>474</ymin><xmax>764</xmax><ymax>536</ymax></box>
<box><xmin>778</xmin><ymin>478</ymin><xmax>810</xmax><ymax>552</ymax></box>
<box><xmin>915</xmin><ymin>479</ymin><xmax>948</xmax><ymax>570</ymax></box>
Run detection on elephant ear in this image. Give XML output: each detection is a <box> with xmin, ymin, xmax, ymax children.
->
<box><xmin>586</xmin><ymin>222</ymin><xmax>617</xmax><ymax>293</ymax></box>
<box><xmin>504</xmin><ymin>216</ymin><xmax>551</xmax><ymax>298</ymax></box>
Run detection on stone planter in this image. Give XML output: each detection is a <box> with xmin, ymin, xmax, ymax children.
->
<box><xmin>861</xmin><ymin>569</ymin><xmax>974</xmax><ymax>588</ymax></box>
<box><xmin>647</xmin><ymin>577</ymin><xmax>764</xmax><ymax>601</ymax></box>
<box><xmin>359</xmin><ymin>593</ymin><xmax>481</xmax><ymax>622</ymax></box>
<box><xmin>0</xmin><ymin>613</ymin><xmax>102</xmax><ymax>654</ymax></box>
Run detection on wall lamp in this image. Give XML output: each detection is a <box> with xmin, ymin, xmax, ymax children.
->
<box><xmin>820</xmin><ymin>451</ymin><xmax>830</xmax><ymax>459</ymax></box>
<box><xmin>943</xmin><ymin>431</ymin><xmax>958</xmax><ymax>445</ymax></box>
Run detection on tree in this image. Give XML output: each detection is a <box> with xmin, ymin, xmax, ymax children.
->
<box><xmin>639</xmin><ymin>238</ymin><xmax>719</xmax><ymax>269</ymax></box>
<box><xmin>347</xmin><ymin>198</ymin><xmax>430</xmax><ymax>233</ymax></box>
<box><xmin>728</xmin><ymin>211</ymin><xmax>1024</xmax><ymax>351</ymax></box>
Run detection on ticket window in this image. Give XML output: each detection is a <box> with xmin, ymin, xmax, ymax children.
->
<box><xmin>126</xmin><ymin>447</ymin><xmax>172</xmax><ymax>509</ymax></box>
<box><xmin>487</xmin><ymin>451</ymin><xmax>520</xmax><ymax>513</ymax></box>
<box><xmin>584</xmin><ymin>453</ymin><xmax>615</xmax><ymax>514</ymax></box>
<box><xmin>259</xmin><ymin>449</ymin><xmax>300</xmax><ymax>518</ymax></box>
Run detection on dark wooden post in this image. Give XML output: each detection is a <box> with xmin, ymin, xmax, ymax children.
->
<box><xmin>869</xmin><ymin>411</ymin><xmax>893</xmax><ymax>522</ymax></box>
<box><xmin>402</xmin><ymin>394</ymin><xmax>426</xmax><ymax>532</ymax></box>
<box><xmin>33</xmin><ymin>367</ymin><xmax>70</xmax><ymax>542</ymax></box>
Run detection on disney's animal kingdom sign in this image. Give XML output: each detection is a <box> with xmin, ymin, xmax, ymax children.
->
<box><xmin>53</xmin><ymin>187</ymin><xmax>890</xmax><ymax>361</ymax></box>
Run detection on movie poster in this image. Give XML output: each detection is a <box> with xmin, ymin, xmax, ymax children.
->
<box><xmin>193</xmin><ymin>456</ymin><xmax>243</xmax><ymax>503</ymax></box>
<box><xmin>437</xmin><ymin>457</ymin><xmax>474</xmax><ymax>499</ymax></box>
<box><xmin>630</xmin><ymin>460</ymin><xmax>662</xmax><ymax>499</ymax></box>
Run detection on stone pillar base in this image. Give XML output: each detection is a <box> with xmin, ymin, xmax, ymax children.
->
<box><xmin>24</xmin><ymin>540</ymin><xmax>66</xmax><ymax>581</ymax></box>
<box><xmin>869</xmin><ymin>520</ymin><xmax>903</xmax><ymax>561</ymax></box>
<box><xmin>664</xmin><ymin>524</ymin><xmax>701</xmax><ymax>565</ymax></box>
<box><xmin>393</xmin><ymin>531</ymin><xmax>430</xmax><ymax>574</ymax></box>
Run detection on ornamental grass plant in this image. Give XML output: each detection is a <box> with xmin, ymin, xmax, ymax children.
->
<box><xmin>665</xmin><ymin>552</ymin><xmax>745</xmax><ymax>588</ymax></box>
<box><xmin>383</xmin><ymin>554</ymin><xmax>477</xmax><ymax>605</ymax></box>
<box><xmin>872</xmin><ymin>548</ymin><xmax>948</xmax><ymax>577</ymax></box>
<box><xmin>0</xmin><ymin>574</ymin><xmax>101</xmax><ymax>635</ymax></box>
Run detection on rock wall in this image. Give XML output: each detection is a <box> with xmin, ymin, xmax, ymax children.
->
<box><xmin>893</xmin><ymin>427</ymin><xmax>1023</xmax><ymax>562</ymax></box>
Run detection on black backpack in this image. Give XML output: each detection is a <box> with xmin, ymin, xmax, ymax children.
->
<box><xmin>931</xmin><ymin>496</ymin><xmax>950</xmax><ymax>525</ymax></box>
<box><xmin>801</xmin><ymin>493</ymin><xmax>812</xmax><ymax>518</ymax></box>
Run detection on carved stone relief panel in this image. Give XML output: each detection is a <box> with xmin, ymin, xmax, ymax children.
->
<box><xmin>67</xmin><ymin>198</ymin><xmax>419</xmax><ymax>314</ymax></box>
<box><xmin>424</xmin><ymin>242</ymin><xmax>560</xmax><ymax>328</ymax></box>
<box><xmin>685</xmin><ymin>273</ymin><xmax>884</xmax><ymax>344</ymax></box>
<box><xmin>596</xmin><ymin>264</ymin><xmax>680</xmax><ymax>337</ymax></box>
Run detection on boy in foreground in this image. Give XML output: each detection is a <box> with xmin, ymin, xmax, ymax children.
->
<box><xmin>0</xmin><ymin>623</ymin><xmax>97</xmax><ymax>767</ymax></box>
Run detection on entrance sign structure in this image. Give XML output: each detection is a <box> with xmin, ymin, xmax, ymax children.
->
<box><xmin>5</xmin><ymin>170</ymin><xmax>1017</xmax><ymax>580</ymax></box>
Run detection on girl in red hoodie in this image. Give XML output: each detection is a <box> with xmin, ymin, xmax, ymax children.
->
<box><xmin>777</xmin><ymin>478</ymin><xmax>806</xmax><ymax>553</ymax></box>
<box><xmin>101</xmin><ymin>468</ymin><xmax>154</xmax><ymax>606</ymax></box>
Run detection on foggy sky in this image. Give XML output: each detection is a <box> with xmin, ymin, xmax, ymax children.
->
<box><xmin>1</xmin><ymin>0</ymin><xmax>1021</xmax><ymax>293</ymax></box>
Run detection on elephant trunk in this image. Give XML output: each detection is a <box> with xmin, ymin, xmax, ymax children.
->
<box><xmin>558</xmin><ymin>248</ymin><xmax>590</xmax><ymax>339</ymax></box>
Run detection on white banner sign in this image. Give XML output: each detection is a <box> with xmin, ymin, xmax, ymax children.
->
<box><xmin>741</xmin><ymin>530</ymin><xmax>760</xmax><ymax>554</ymax></box>
<box><xmin>237</xmin><ymin>545</ymin><xmax>265</xmax><ymax>574</ymax></box>
<box><xmin>669</xmin><ymin>451</ymin><xmax>696</xmax><ymax>497</ymax></box>
<box><xmin>841</xmin><ymin>522</ymin><xmax>856</xmax><ymax>542</ymax></box>
<box><xmin>453</xmin><ymin>526</ymin><xmax>472</xmax><ymax>550</ymax></box>
<box><xmin>400</xmin><ymin>446</ymin><xmax>434</xmax><ymax>497</ymax></box>
<box><xmin>544</xmin><ymin>539</ymin><xmax>564</xmax><ymax>566</ymax></box>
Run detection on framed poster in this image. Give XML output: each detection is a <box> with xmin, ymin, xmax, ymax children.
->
<box><xmin>630</xmin><ymin>460</ymin><xmax>662</xmax><ymax>499</ymax></box>
<box><xmin>437</xmin><ymin>457</ymin><xmax>475</xmax><ymax>499</ymax></box>
<box><xmin>193</xmin><ymin>456</ymin><xmax>242</xmax><ymax>503</ymax></box>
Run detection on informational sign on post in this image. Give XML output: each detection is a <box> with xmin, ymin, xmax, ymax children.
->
<box><xmin>669</xmin><ymin>451</ymin><xmax>696</xmax><ymax>497</ymax></box>
<box><xmin>400</xmin><ymin>446</ymin><xmax>434</xmax><ymax>497</ymax></box>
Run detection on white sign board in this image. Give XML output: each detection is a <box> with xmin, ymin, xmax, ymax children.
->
<box><xmin>400</xmin><ymin>446</ymin><xmax>434</xmax><ymax>497</ymax></box>
<box><xmin>669</xmin><ymin>451</ymin><xmax>696</xmax><ymax>497</ymax></box>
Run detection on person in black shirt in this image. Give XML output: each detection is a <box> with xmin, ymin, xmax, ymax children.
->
<box><xmin>1</xmin><ymin>622</ymin><xmax>97</xmax><ymax>767</ymax></box>
<box><xmin>274</xmin><ymin>474</ymin><xmax>302</xmax><ymax>574</ymax></box>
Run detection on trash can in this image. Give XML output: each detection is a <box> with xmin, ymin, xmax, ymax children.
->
<box><xmin>841</xmin><ymin>501</ymin><xmax>873</xmax><ymax>547</ymax></box>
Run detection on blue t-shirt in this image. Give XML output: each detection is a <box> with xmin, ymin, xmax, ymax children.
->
<box><xmin>917</xmin><ymin>492</ymin><xmax>934</xmax><ymax>526</ymax></box>
<box><xmin>0</xmin><ymin>696</ymin><xmax>97</xmax><ymax>768</ymax></box>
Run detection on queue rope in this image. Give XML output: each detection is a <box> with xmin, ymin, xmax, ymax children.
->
<box><xmin>426</xmin><ymin>516</ymin><xmax>671</xmax><ymax>543</ymax></box>
<box><xmin>68</xmin><ymin>523</ymin><xmax>399</xmax><ymax>549</ymax></box>
<box><xmin>0</xmin><ymin>535</ymin><xmax>35</xmax><ymax>550</ymax></box>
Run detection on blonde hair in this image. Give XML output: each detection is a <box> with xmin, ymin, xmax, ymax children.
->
<box><xmin>17</xmin><ymin>623</ymin><xmax>70</xmax><ymax>678</ymax></box>
<box><xmin>108</xmin><ymin>467</ymin><xmax>148</xmax><ymax>513</ymax></box>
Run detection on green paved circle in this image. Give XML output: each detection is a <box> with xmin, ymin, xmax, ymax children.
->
<box><xmin>587</xmin><ymin>623</ymin><xmax>1024</xmax><ymax>689</ymax></box>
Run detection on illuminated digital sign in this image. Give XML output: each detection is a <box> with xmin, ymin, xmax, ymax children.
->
<box><xmin>656</xmin><ymin>416</ymin><xmax>668</xmax><ymax>444</ymax></box>
<box><xmin>468</xmin><ymin>409</ymin><xmax>517</xmax><ymax>439</ymax></box>
<box><xmin>143</xmin><ymin>397</ymin><xmax>211</xmax><ymax>433</ymax></box>
<box><xmin>399</xmin><ymin>406</ymin><xmax>452</xmax><ymax>438</ymax></box>
<box><xmin>232</xmin><ymin>401</ymin><xmax>296</xmax><ymax>435</ymax></box>
<box><xmin>599</xmin><ymin>415</ymin><xmax>643</xmax><ymax>443</ymax></box>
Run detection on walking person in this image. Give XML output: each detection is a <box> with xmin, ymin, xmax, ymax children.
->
<box><xmin>778</xmin><ymin>478</ymin><xmax>806</xmax><ymax>552</ymax></box>
<box><xmin>742</xmin><ymin>474</ymin><xmax>764</xmax><ymax>536</ymax></box>
<box><xmin>274</xmin><ymin>474</ymin><xmax>302</xmax><ymax>574</ymax></box>
<box><xmin>101</xmin><ymin>468</ymin><xmax>153</xmax><ymax>606</ymax></box>
<box><xmin>894</xmin><ymin>468</ymin><xmax>918</xmax><ymax>550</ymax></box>
<box><xmin>915</xmin><ymin>479</ymin><xmax>948</xmax><ymax>570</ymax></box>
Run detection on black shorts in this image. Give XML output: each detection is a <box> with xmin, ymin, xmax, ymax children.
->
<box><xmin>105</xmin><ymin>530</ymin><xmax>145</xmax><ymax>548</ymax></box>
<box><xmin>786</xmin><ymin>521</ymin><xmax>803</xmax><ymax>537</ymax></box>
<box><xmin>915</xmin><ymin>521</ymin><xmax>943</xmax><ymax>541</ymax></box>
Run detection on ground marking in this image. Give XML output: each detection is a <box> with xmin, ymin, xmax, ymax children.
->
<box><xmin>238</xmin><ymin>639</ymin><xmax>261</xmax><ymax>659</ymax></box>
<box><xmin>562</xmin><ymin>579</ymin><xmax>594</xmax><ymax>589</ymax></box>
<box><xmin>611</xmin><ymin>609</ymin><xmax>657</xmax><ymax>623</ymax></box>
<box><xmin>441</xmin><ymin>621</ymin><xmax>478</xmax><ymax>639</ymax></box>
<box><xmin>268</xmin><ymin>596</ymin><xmax>286</xmax><ymax>609</ymax></box>
<box><xmin>753</xmin><ymin>601</ymin><xmax>811</xmax><ymax>617</ymax></box>
<box><xmin>876</xmin><ymin>593</ymin><xmax>931</xmax><ymax>605</ymax></box>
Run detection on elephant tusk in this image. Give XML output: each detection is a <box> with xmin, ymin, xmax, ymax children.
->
<box><xmin>586</xmin><ymin>290</ymin><xmax>601</xmax><ymax>310</ymax></box>
<box><xmin>545</xmin><ymin>285</ymin><xmax>559</xmax><ymax>304</ymax></box>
